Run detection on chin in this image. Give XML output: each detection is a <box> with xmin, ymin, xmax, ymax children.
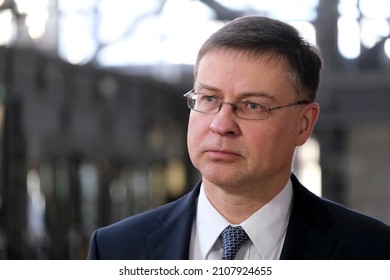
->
<box><xmin>203</xmin><ymin>170</ymin><xmax>245</xmax><ymax>188</ymax></box>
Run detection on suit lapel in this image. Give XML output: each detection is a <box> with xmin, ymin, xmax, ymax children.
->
<box><xmin>280</xmin><ymin>174</ymin><xmax>337</xmax><ymax>259</ymax></box>
<box><xmin>143</xmin><ymin>176</ymin><xmax>338</xmax><ymax>259</ymax></box>
<box><xmin>146</xmin><ymin>183</ymin><xmax>201</xmax><ymax>259</ymax></box>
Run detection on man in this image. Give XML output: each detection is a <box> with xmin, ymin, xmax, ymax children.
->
<box><xmin>88</xmin><ymin>16</ymin><xmax>390</xmax><ymax>260</ymax></box>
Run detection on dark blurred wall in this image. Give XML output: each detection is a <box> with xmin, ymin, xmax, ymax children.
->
<box><xmin>0</xmin><ymin>46</ymin><xmax>195</xmax><ymax>259</ymax></box>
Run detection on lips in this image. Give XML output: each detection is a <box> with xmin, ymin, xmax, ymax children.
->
<box><xmin>205</xmin><ymin>149</ymin><xmax>241</xmax><ymax>160</ymax></box>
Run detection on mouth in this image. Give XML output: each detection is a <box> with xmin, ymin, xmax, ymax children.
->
<box><xmin>205</xmin><ymin>149</ymin><xmax>241</xmax><ymax>161</ymax></box>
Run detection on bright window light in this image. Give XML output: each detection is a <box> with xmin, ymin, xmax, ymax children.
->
<box><xmin>338</xmin><ymin>0</ymin><xmax>360</xmax><ymax>18</ymax></box>
<box><xmin>59</xmin><ymin>13</ymin><xmax>97</xmax><ymax>64</ymax></box>
<box><xmin>0</xmin><ymin>9</ymin><xmax>16</xmax><ymax>46</ymax></box>
<box><xmin>338</xmin><ymin>17</ymin><xmax>361</xmax><ymax>59</ymax></box>
<box><xmin>385</xmin><ymin>39</ymin><xmax>390</xmax><ymax>59</ymax></box>
<box><xmin>56</xmin><ymin>0</ymin><xmax>322</xmax><ymax>66</ymax></box>
<box><xmin>360</xmin><ymin>18</ymin><xmax>390</xmax><ymax>48</ymax></box>
<box><xmin>359</xmin><ymin>0</ymin><xmax>390</xmax><ymax>19</ymax></box>
<box><xmin>296</xmin><ymin>137</ymin><xmax>322</xmax><ymax>197</ymax></box>
<box><xmin>289</xmin><ymin>21</ymin><xmax>317</xmax><ymax>45</ymax></box>
<box><xmin>14</xmin><ymin>0</ymin><xmax>49</xmax><ymax>40</ymax></box>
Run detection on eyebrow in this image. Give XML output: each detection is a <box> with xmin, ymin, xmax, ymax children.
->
<box><xmin>196</xmin><ymin>83</ymin><xmax>278</xmax><ymax>102</ymax></box>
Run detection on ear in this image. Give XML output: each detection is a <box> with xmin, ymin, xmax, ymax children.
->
<box><xmin>296</xmin><ymin>102</ymin><xmax>320</xmax><ymax>146</ymax></box>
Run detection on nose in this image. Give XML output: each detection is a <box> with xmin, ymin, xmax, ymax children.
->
<box><xmin>209</xmin><ymin>103</ymin><xmax>240</xmax><ymax>136</ymax></box>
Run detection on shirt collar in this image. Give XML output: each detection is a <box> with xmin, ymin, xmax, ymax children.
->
<box><xmin>241</xmin><ymin>180</ymin><xmax>293</xmax><ymax>259</ymax></box>
<box><xmin>196</xmin><ymin>179</ymin><xmax>293</xmax><ymax>259</ymax></box>
<box><xmin>196</xmin><ymin>185</ymin><xmax>230</xmax><ymax>258</ymax></box>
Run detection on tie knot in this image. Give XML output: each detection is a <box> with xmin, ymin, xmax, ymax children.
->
<box><xmin>220</xmin><ymin>225</ymin><xmax>249</xmax><ymax>260</ymax></box>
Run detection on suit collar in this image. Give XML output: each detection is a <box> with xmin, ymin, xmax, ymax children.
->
<box><xmin>146</xmin><ymin>182</ymin><xmax>201</xmax><ymax>259</ymax></box>
<box><xmin>144</xmin><ymin>175</ymin><xmax>338</xmax><ymax>260</ymax></box>
<box><xmin>280</xmin><ymin>174</ymin><xmax>336</xmax><ymax>259</ymax></box>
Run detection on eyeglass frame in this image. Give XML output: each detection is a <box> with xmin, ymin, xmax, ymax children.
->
<box><xmin>183</xmin><ymin>89</ymin><xmax>311</xmax><ymax>120</ymax></box>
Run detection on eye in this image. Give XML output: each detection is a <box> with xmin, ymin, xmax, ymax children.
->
<box><xmin>248</xmin><ymin>102</ymin><xmax>260</xmax><ymax>110</ymax></box>
<box><xmin>198</xmin><ymin>94</ymin><xmax>220</xmax><ymax>104</ymax></box>
<box><xmin>242</xmin><ymin>101</ymin><xmax>267</xmax><ymax>111</ymax></box>
<box><xmin>203</xmin><ymin>95</ymin><xmax>219</xmax><ymax>102</ymax></box>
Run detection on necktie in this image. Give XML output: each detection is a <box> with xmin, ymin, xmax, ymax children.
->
<box><xmin>220</xmin><ymin>225</ymin><xmax>249</xmax><ymax>260</ymax></box>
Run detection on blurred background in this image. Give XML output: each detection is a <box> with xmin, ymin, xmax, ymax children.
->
<box><xmin>0</xmin><ymin>0</ymin><xmax>389</xmax><ymax>259</ymax></box>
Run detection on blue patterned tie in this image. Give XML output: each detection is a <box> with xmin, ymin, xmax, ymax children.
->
<box><xmin>221</xmin><ymin>225</ymin><xmax>249</xmax><ymax>260</ymax></box>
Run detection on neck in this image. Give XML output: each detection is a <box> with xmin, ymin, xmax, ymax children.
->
<box><xmin>202</xmin><ymin>176</ymin><xmax>289</xmax><ymax>224</ymax></box>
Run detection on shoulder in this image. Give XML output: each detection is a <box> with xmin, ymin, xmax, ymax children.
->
<box><xmin>317</xmin><ymin>194</ymin><xmax>390</xmax><ymax>258</ymax></box>
<box><xmin>291</xmin><ymin>174</ymin><xmax>389</xmax><ymax>232</ymax></box>
<box><xmin>322</xmin><ymin>196</ymin><xmax>390</xmax><ymax>235</ymax></box>
<box><xmin>99</xmin><ymin>184</ymin><xmax>199</xmax><ymax>237</ymax></box>
<box><xmin>289</xmin><ymin>174</ymin><xmax>390</xmax><ymax>258</ymax></box>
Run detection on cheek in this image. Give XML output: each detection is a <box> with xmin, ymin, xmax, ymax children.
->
<box><xmin>187</xmin><ymin>115</ymin><xmax>205</xmax><ymax>155</ymax></box>
<box><xmin>251</xmin><ymin>124</ymin><xmax>296</xmax><ymax>156</ymax></box>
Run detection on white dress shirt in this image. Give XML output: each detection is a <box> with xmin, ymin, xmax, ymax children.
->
<box><xmin>189</xmin><ymin>180</ymin><xmax>293</xmax><ymax>260</ymax></box>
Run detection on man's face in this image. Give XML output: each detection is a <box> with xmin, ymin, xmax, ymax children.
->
<box><xmin>187</xmin><ymin>49</ymin><xmax>318</xmax><ymax>191</ymax></box>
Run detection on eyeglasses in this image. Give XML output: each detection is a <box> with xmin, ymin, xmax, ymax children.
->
<box><xmin>184</xmin><ymin>89</ymin><xmax>310</xmax><ymax>120</ymax></box>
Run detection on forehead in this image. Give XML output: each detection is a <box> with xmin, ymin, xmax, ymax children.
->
<box><xmin>195</xmin><ymin>49</ymin><xmax>296</xmax><ymax>97</ymax></box>
<box><xmin>196</xmin><ymin>47</ymin><xmax>291</xmax><ymax>73</ymax></box>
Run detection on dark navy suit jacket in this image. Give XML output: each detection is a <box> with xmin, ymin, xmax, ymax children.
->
<box><xmin>87</xmin><ymin>174</ymin><xmax>390</xmax><ymax>259</ymax></box>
